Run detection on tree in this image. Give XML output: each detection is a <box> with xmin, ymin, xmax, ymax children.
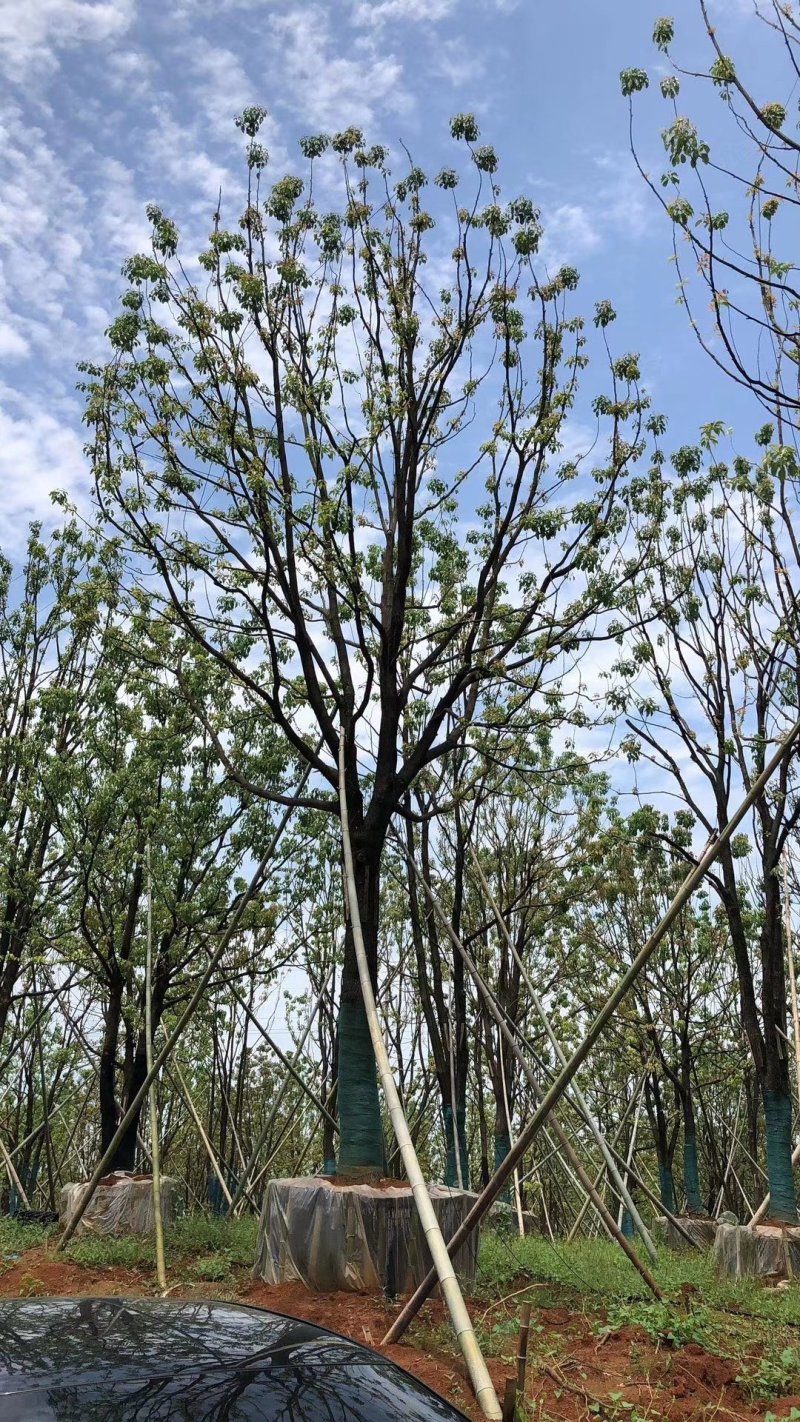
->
<box><xmin>616</xmin><ymin>437</ymin><xmax>800</xmax><ymax>1220</ymax></box>
<box><xmin>622</xmin><ymin>5</ymin><xmax>800</xmax><ymax>433</ymax></box>
<box><xmin>54</xmin><ymin>630</ymin><xmax>279</xmax><ymax>1172</ymax></box>
<box><xmin>0</xmin><ymin>523</ymin><xmax>118</xmax><ymax>1054</ymax></box>
<box><xmin>85</xmin><ymin>109</ymin><xmax>664</xmax><ymax>1174</ymax></box>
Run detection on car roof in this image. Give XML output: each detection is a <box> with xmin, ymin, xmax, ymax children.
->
<box><xmin>0</xmin><ymin>1296</ymin><xmax>470</xmax><ymax>1420</ymax></box>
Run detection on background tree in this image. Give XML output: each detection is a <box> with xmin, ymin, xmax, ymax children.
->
<box><xmin>615</xmin><ymin>437</ymin><xmax>800</xmax><ymax>1220</ymax></box>
<box><xmin>623</xmin><ymin>4</ymin><xmax>800</xmax><ymax>435</ymax></box>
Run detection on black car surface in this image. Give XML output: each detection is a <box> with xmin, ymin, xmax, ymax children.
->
<box><xmin>0</xmin><ymin>1297</ymin><xmax>470</xmax><ymax>1420</ymax></box>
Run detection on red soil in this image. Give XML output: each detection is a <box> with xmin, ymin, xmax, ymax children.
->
<box><xmin>0</xmin><ymin>1247</ymin><xmax>789</xmax><ymax>1422</ymax></box>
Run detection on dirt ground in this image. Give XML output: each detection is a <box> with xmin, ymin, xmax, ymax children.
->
<box><xmin>0</xmin><ymin>1246</ymin><xmax>793</xmax><ymax>1422</ymax></box>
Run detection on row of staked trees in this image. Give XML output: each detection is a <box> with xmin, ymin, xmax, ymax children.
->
<box><xmin>1</xmin><ymin>0</ymin><xmax>800</xmax><ymax>1228</ymax></box>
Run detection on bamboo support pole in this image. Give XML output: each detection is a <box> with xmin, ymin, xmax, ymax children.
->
<box><xmin>0</xmin><ymin>1133</ymin><xmax>29</xmax><ymax>1209</ymax></box>
<box><xmin>408</xmin><ymin>855</ymin><xmax>661</xmax><ymax>1298</ymax></box>
<box><xmin>497</xmin><ymin>1029</ymin><xmax>525</xmax><ymax>1237</ymax></box>
<box><xmin>169</xmin><ymin>1060</ymin><xmax>233</xmax><ymax>1208</ymax></box>
<box><xmin>617</xmin><ymin>1089</ymin><xmax>643</xmax><ymax>1231</ymax></box>
<box><xmin>470</xmin><ymin>846</ymin><xmax>658</xmax><ymax>1263</ymax></box>
<box><xmin>383</xmin><ymin>714</ymin><xmax>800</xmax><ymax>1345</ymax></box>
<box><xmin>338</xmin><ymin>734</ymin><xmax>502</xmax><ymax>1421</ymax></box>
<box><xmin>785</xmin><ymin>853</ymin><xmax>800</xmax><ymax>1119</ymax></box>
<box><xmin>567</xmin><ymin>1071</ymin><xmax>646</xmax><ymax>1241</ymax></box>
<box><xmin>228</xmin><ymin>966</ymin><xmax>333</xmax><ymax>1214</ymax></box>
<box><xmin>145</xmin><ymin>843</ymin><xmax>167</xmax><ymax>1293</ymax></box>
<box><xmin>220</xmin><ymin>985</ymin><xmax>338</xmax><ymax>1135</ymax></box>
<box><xmin>56</xmin><ymin>764</ymin><xmax>312</xmax><ymax>1251</ymax></box>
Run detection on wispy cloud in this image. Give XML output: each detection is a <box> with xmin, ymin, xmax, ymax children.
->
<box><xmin>0</xmin><ymin>0</ymin><xmax>134</xmax><ymax>81</ymax></box>
<box><xmin>269</xmin><ymin>6</ymin><xmax>407</xmax><ymax>128</ymax></box>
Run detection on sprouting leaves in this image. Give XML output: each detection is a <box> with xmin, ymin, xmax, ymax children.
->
<box><xmin>620</xmin><ymin>68</ymin><xmax>650</xmax><ymax>97</ymax></box>
<box><xmin>450</xmin><ymin>112</ymin><xmax>480</xmax><ymax>142</ymax></box>
<box><xmin>653</xmin><ymin>16</ymin><xmax>674</xmax><ymax>52</ymax></box>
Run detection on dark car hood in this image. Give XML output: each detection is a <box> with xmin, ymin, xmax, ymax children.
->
<box><xmin>0</xmin><ymin>1297</ymin><xmax>468</xmax><ymax>1421</ymax></box>
<box><xmin>0</xmin><ymin>1297</ymin><xmax>334</xmax><ymax>1390</ymax></box>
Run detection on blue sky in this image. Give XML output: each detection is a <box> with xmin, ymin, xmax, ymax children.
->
<box><xmin>0</xmin><ymin>0</ymin><xmax>772</xmax><ymax>553</ymax></box>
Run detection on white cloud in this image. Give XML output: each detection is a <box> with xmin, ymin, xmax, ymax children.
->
<box><xmin>0</xmin><ymin>0</ymin><xmax>134</xmax><ymax>80</ymax></box>
<box><xmin>541</xmin><ymin>202</ymin><xmax>602</xmax><ymax>268</ymax></box>
<box><xmin>351</xmin><ymin>0</ymin><xmax>456</xmax><ymax>23</ymax></box>
<box><xmin>430</xmin><ymin>36</ymin><xmax>486</xmax><ymax>86</ymax></box>
<box><xmin>593</xmin><ymin>152</ymin><xmax>654</xmax><ymax>242</ymax></box>
<box><xmin>269</xmin><ymin>6</ymin><xmax>407</xmax><ymax>128</ymax></box>
<box><xmin>0</xmin><ymin>395</ymin><xmax>89</xmax><ymax>547</ymax></box>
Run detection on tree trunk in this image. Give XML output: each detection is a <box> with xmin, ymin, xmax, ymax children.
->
<box><xmin>761</xmin><ymin>869</ymin><xmax>797</xmax><ymax>1222</ymax></box>
<box><xmin>99</xmin><ymin>981</ymin><xmax>123</xmax><ymax>1158</ymax></box>
<box><xmin>645</xmin><ymin>1073</ymin><xmax>677</xmax><ymax>1213</ymax></box>
<box><xmin>680</xmin><ymin>1032</ymin><xmax>705</xmax><ymax>1215</ymax></box>
<box><xmin>335</xmin><ymin>836</ymin><xmax>384</xmax><ymax>1175</ymax></box>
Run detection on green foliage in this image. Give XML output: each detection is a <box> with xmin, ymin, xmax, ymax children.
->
<box><xmin>600</xmin><ymin>1300</ymin><xmax>713</xmax><ymax>1350</ymax></box>
<box><xmin>65</xmin><ymin>1216</ymin><xmax>258</xmax><ymax>1271</ymax></box>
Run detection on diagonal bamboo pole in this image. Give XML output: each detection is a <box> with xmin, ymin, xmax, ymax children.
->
<box><xmin>567</xmin><ymin>1070</ymin><xmax>646</xmax><ymax>1241</ymax></box>
<box><xmin>407</xmin><ymin>851</ymin><xmax>661</xmax><ymax>1298</ymax></box>
<box><xmin>383</xmin><ymin>713</ymin><xmax>800</xmax><ymax>1345</ymax></box>
<box><xmin>56</xmin><ymin>761</ymin><xmax>314</xmax><ymax>1250</ymax></box>
<box><xmin>469</xmin><ymin>846</ymin><xmax>658</xmax><ymax>1263</ymax></box>
<box><xmin>169</xmin><ymin>1059</ymin><xmax>233</xmax><ymax>1208</ymax></box>
<box><xmin>338</xmin><ymin>733</ymin><xmax>501</xmax><ymax>1421</ymax></box>
<box><xmin>229</xmin><ymin>966</ymin><xmax>334</xmax><ymax>1214</ymax></box>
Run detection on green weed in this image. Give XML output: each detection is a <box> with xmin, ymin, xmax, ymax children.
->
<box><xmin>599</xmin><ymin>1299</ymin><xmax>714</xmax><ymax>1350</ymax></box>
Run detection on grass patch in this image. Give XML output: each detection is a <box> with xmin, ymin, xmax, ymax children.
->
<box><xmin>478</xmin><ymin>1230</ymin><xmax>800</xmax><ymax>1325</ymax></box>
<box><xmin>64</xmin><ymin>1214</ymin><xmax>259</xmax><ymax>1271</ymax></box>
<box><xmin>0</xmin><ymin>1216</ymin><xmax>57</xmax><ymax>1255</ymax></box>
<box><xmin>475</xmin><ymin>1230</ymin><xmax>800</xmax><ymax>1395</ymax></box>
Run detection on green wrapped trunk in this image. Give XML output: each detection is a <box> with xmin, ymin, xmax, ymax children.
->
<box><xmin>763</xmin><ymin>1089</ymin><xmax>797</xmax><ymax>1223</ymax></box>
<box><xmin>658</xmin><ymin>1163</ymin><xmax>676</xmax><ymax>1214</ymax></box>
<box><xmin>494</xmin><ymin>1129</ymin><xmax>511</xmax><ymax>1204</ymax></box>
<box><xmin>336</xmin><ymin>996</ymin><xmax>384</xmax><ymax>1173</ymax></box>
<box><xmin>683</xmin><ymin>1131</ymin><xmax>703</xmax><ymax>1215</ymax></box>
<box><xmin>444</xmin><ymin>1104</ymin><xmax>469</xmax><ymax>1189</ymax></box>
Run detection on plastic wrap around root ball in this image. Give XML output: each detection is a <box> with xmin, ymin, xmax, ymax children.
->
<box><xmin>714</xmin><ymin>1221</ymin><xmax>800</xmax><ymax>1279</ymax></box>
<box><xmin>653</xmin><ymin>1215</ymin><xmax>719</xmax><ymax>1251</ymax></box>
<box><xmin>59</xmin><ymin>1174</ymin><xmax>179</xmax><ymax>1237</ymax></box>
<box><xmin>254</xmin><ymin>1177</ymin><xmax>480</xmax><ymax>1293</ymax></box>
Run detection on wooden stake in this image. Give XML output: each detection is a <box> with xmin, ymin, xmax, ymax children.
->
<box><xmin>517</xmin><ymin>1302</ymin><xmax>532</xmax><ymax>1395</ymax></box>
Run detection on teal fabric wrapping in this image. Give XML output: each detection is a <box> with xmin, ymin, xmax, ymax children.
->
<box><xmin>322</xmin><ymin>1157</ymin><xmax>337</xmax><ymax>1176</ymax></box>
<box><xmin>207</xmin><ymin>1172</ymin><xmax>225</xmax><ymax>1216</ymax></box>
<box><xmin>764</xmin><ymin>1089</ymin><xmax>797</xmax><ymax>1223</ymax></box>
<box><xmin>658</xmin><ymin>1164</ymin><xmax>676</xmax><ymax>1214</ymax></box>
<box><xmin>494</xmin><ymin>1130</ymin><xmax>511</xmax><ymax>1203</ymax></box>
<box><xmin>683</xmin><ymin>1132</ymin><xmax>703</xmax><ymax>1214</ymax></box>
<box><xmin>444</xmin><ymin>1105</ymin><xmax>470</xmax><ymax>1189</ymax></box>
<box><xmin>336</xmin><ymin>998</ymin><xmax>384</xmax><ymax>1173</ymax></box>
<box><xmin>621</xmin><ymin>1208</ymin><xmax>634</xmax><ymax>1239</ymax></box>
<box><xmin>9</xmin><ymin>1165</ymin><xmax>37</xmax><ymax>1218</ymax></box>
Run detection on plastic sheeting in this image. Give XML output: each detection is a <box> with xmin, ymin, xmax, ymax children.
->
<box><xmin>714</xmin><ymin>1221</ymin><xmax>800</xmax><ymax>1279</ymax></box>
<box><xmin>59</xmin><ymin>1174</ymin><xmax>179</xmax><ymax>1237</ymax></box>
<box><xmin>254</xmin><ymin>1177</ymin><xmax>479</xmax><ymax>1293</ymax></box>
<box><xmin>653</xmin><ymin>1215</ymin><xmax>718</xmax><ymax>1252</ymax></box>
